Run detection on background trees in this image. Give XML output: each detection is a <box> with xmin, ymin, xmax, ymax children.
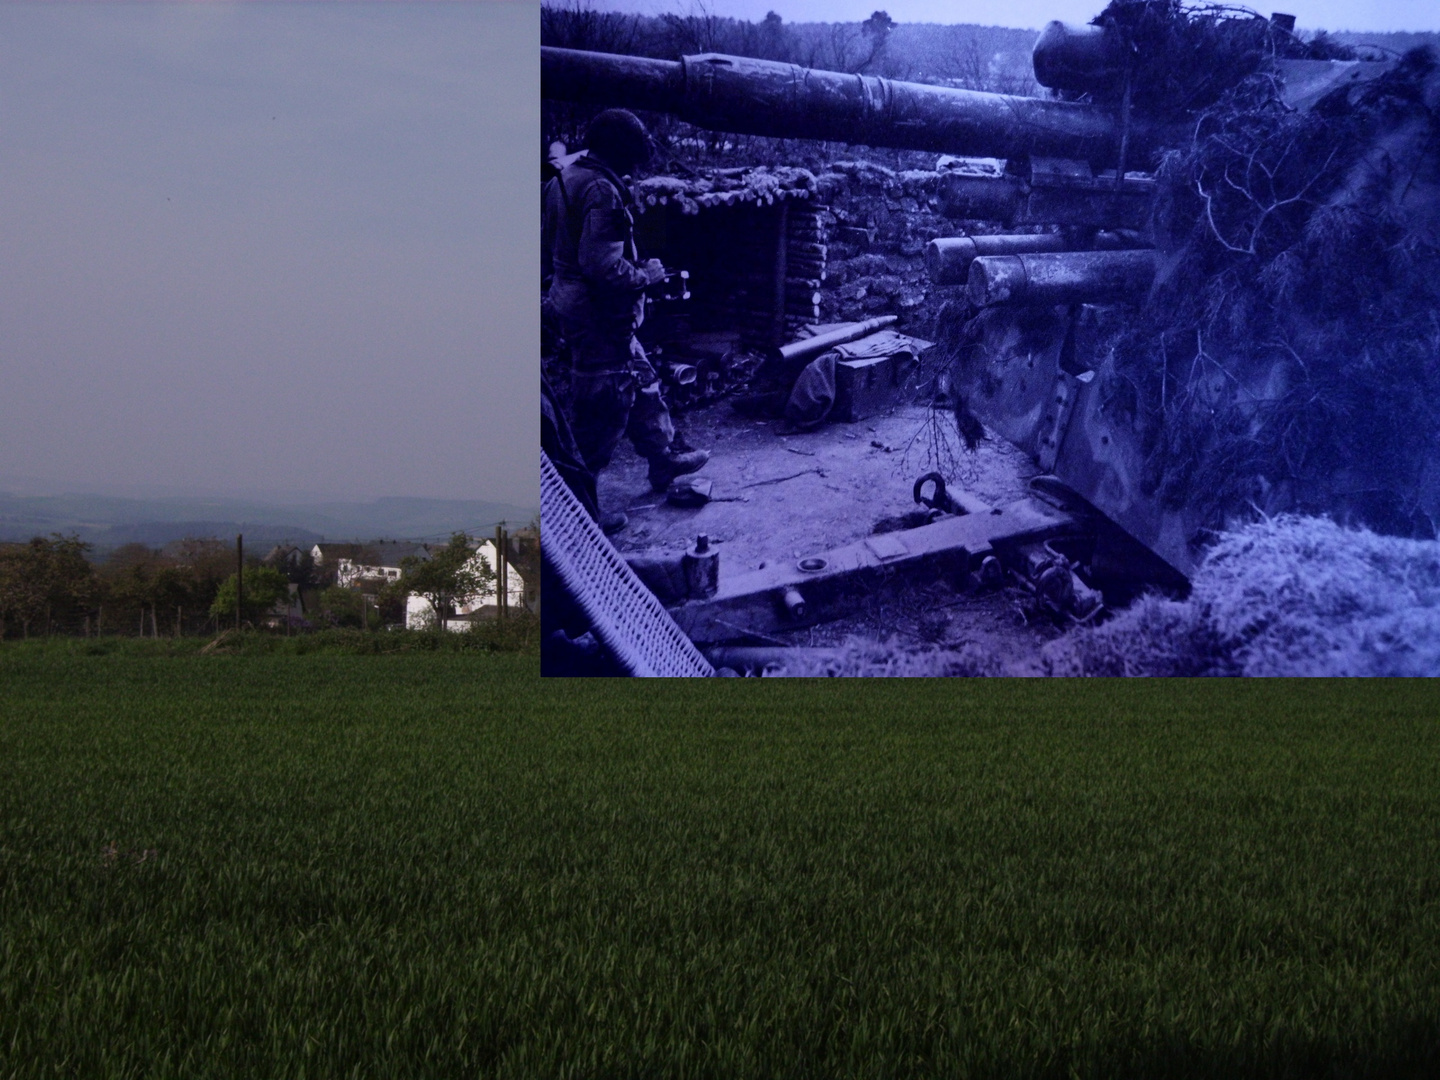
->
<box><xmin>210</xmin><ymin>565</ymin><xmax>291</xmax><ymax>628</ymax></box>
<box><xmin>315</xmin><ymin>585</ymin><xmax>383</xmax><ymax>630</ymax></box>
<box><xmin>0</xmin><ymin>535</ymin><xmax>96</xmax><ymax>638</ymax></box>
<box><xmin>101</xmin><ymin>543</ymin><xmax>171</xmax><ymax>637</ymax></box>
<box><xmin>0</xmin><ymin>528</ymin><xmax>518</xmax><ymax>638</ymax></box>
<box><xmin>96</xmin><ymin>540</ymin><xmax>233</xmax><ymax>637</ymax></box>
<box><xmin>539</xmin><ymin>3</ymin><xmax>1040</xmax><ymax>88</ymax></box>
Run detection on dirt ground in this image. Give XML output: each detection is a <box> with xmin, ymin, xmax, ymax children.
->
<box><xmin>599</xmin><ymin>400</ymin><xmax>1072</xmax><ymax>670</ymax></box>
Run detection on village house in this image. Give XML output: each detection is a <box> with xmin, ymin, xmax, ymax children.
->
<box><xmin>310</xmin><ymin>538</ymin><xmax>526</xmax><ymax>630</ymax></box>
<box><xmin>404</xmin><ymin>538</ymin><xmax>527</xmax><ymax>630</ymax></box>
<box><xmin>321</xmin><ymin>542</ymin><xmax>428</xmax><ymax>590</ymax></box>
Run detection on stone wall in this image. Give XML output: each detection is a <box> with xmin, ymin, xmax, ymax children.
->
<box><xmin>812</xmin><ymin>161</ymin><xmax>958</xmax><ymax>338</ymax></box>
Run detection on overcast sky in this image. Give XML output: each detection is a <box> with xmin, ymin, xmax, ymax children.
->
<box><xmin>583</xmin><ymin>0</ymin><xmax>1440</xmax><ymax>33</ymax></box>
<box><xmin>1</xmin><ymin>2</ymin><xmax>538</xmax><ymax>507</ymax></box>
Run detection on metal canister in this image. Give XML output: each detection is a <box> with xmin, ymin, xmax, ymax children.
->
<box><xmin>681</xmin><ymin>534</ymin><xmax>719</xmax><ymax>599</ymax></box>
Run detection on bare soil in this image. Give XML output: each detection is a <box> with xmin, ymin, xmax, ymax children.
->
<box><xmin>599</xmin><ymin>400</ymin><xmax>1069</xmax><ymax>670</ymax></box>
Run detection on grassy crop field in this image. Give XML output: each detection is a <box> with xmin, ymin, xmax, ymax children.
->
<box><xmin>1</xmin><ymin>643</ymin><xmax>1438</xmax><ymax>1078</ymax></box>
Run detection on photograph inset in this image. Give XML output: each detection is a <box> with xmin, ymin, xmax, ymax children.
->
<box><xmin>540</xmin><ymin>0</ymin><xmax>1440</xmax><ymax>676</ymax></box>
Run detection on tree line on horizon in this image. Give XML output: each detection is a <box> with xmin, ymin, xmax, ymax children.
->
<box><xmin>0</xmin><ymin>530</ymin><xmax>538</xmax><ymax>640</ymax></box>
<box><xmin>543</xmin><ymin>4</ymin><xmax>1043</xmax><ymax>92</ymax></box>
<box><xmin>0</xmin><ymin>534</ymin><xmax>330</xmax><ymax>639</ymax></box>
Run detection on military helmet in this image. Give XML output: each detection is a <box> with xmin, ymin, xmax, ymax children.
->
<box><xmin>584</xmin><ymin>109</ymin><xmax>652</xmax><ymax>174</ymax></box>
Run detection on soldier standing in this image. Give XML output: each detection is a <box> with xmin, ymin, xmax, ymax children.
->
<box><xmin>543</xmin><ymin>109</ymin><xmax>707</xmax><ymax>534</ymax></box>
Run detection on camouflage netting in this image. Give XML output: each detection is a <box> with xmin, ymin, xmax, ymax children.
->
<box><xmin>631</xmin><ymin>165</ymin><xmax>819</xmax><ymax>214</ymax></box>
<box><xmin>1086</xmin><ymin>4</ymin><xmax>1440</xmax><ymax>539</ymax></box>
<box><xmin>1041</xmin><ymin>514</ymin><xmax>1440</xmax><ymax>676</ymax></box>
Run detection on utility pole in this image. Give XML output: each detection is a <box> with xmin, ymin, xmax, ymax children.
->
<box><xmin>236</xmin><ymin>533</ymin><xmax>244</xmax><ymax>632</ymax></box>
<box><xmin>495</xmin><ymin>523</ymin><xmax>508</xmax><ymax>619</ymax></box>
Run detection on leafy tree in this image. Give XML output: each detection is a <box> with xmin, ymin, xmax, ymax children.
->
<box><xmin>855</xmin><ymin>10</ymin><xmax>895</xmax><ymax>72</ymax></box>
<box><xmin>100</xmin><ymin>543</ymin><xmax>172</xmax><ymax>637</ymax></box>
<box><xmin>264</xmin><ymin>546</ymin><xmax>319</xmax><ymax>590</ymax></box>
<box><xmin>396</xmin><ymin>533</ymin><xmax>493</xmax><ymax>631</ymax></box>
<box><xmin>148</xmin><ymin>564</ymin><xmax>196</xmax><ymax>637</ymax></box>
<box><xmin>172</xmin><ymin>538</ymin><xmax>238</xmax><ymax>609</ymax></box>
<box><xmin>210</xmin><ymin>565</ymin><xmax>291</xmax><ymax>627</ymax></box>
<box><xmin>0</xmin><ymin>543</ymin><xmax>49</xmax><ymax>638</ymax></box>
<box><xmin>0</xmin><ymin>534</ymin><xmax>95</xmax><ymax>638</ymax></box>
<box><xmin>316</xmin><ymin>586</ymin><xmax>379</xmax><ymax>630</ymax></box>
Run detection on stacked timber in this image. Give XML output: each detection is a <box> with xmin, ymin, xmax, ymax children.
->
<box><xmin>631</xmin><ymin>165</ymin><xmax>819</xmax><ymax>216</ymax></box>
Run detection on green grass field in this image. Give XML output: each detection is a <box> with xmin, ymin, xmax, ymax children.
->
<box><xmin>2</xmin><ymin>644</ymin><xmax>1437</xmax><ymax>1078</ymax></box>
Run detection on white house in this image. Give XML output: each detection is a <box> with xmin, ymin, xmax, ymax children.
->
<box><xmin>404</xmin><ymin>539</ymin><xmax>526</xmax><ymax>630</ymax></box>
<box><xmin>335</xmin><ymin>558</ymin><xmax>403</xmax><ymax>589</ymax></box>
<box><xmin>311</xmin><ymin>542</ymin><xmax>424</xmax><ymax>590</ymax></box>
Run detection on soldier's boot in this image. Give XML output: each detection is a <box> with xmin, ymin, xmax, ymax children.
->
<box><xmin>647</xmin><ymin>449</ymin><xmax>710</xmax><ymax>493</ymax></box>
<box><xmin>598</xmin><ymin>511</ymin><xmax>628</xmax><ymax>536</ymax></box>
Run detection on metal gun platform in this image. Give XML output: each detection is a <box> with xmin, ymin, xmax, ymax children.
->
<box><xmin>667</xmin><ymin>493</ymin><xmax>1080</xmax><ymax>643</ymax></box>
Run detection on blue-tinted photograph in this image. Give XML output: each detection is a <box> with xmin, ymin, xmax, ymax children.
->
<box><xmin>541</xmin><ymin>0</ymin><xmax>1440</xmax><ymax>676</ymax></box>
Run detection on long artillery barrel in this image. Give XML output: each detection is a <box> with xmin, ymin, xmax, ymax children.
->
<box><xmin>543</xmin><ymin>47</ymin><xmax>1160</xmax><ymax>167</ymax></box>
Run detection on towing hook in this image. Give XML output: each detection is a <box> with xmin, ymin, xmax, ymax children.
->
<box><xmin>913</xmin><ymin>472</ymin><xmax>951</xmax><ymax>512</ymax></box>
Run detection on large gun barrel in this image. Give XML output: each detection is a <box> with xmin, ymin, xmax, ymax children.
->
<box><xmin>543</xmin><ymin>47</ymin><xmax>1161</xmax><ymax>167</ymax></box>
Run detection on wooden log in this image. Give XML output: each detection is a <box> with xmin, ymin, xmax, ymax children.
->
<box><xmin>926</xmin><ymin>234</ymin><xmax>1068</xmax><ymax>285</ymax></box>
<box><xmin>968</xmin><ymin>249</ymin><xmax>1157</xmax><ymax>306</ymax></box>
<box><xmin>774</xmin><ymin>315</ymin><xmax>899</xmax><ymax>363</ymax></box>
<box><xmin>936</xmin><ymin>173</ymin><xmax>1027</xmax><ymax>222</ymax></box>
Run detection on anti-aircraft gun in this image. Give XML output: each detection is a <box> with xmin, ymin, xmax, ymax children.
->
<box><xmin>544</xmin><ymin>6</ymin><xmax>1440</xmax><ymax>640</ymax></box>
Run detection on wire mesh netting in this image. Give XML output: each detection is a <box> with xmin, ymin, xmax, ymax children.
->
<box><xmin>541</xmin><ymin>451</ymin><xmax>713</xmax><ymax>677</ymax></box>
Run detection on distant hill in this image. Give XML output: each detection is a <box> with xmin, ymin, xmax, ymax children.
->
<box><xmin>0</xmin><ymin>492</ymin><xmax>538</xmax><ymax>553</ymax></box>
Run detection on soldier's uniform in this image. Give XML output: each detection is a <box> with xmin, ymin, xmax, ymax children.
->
<box><xmin>543</xmin><ymin>153</ymin><xmax>675</xmax><ymax>477</ymax></box>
